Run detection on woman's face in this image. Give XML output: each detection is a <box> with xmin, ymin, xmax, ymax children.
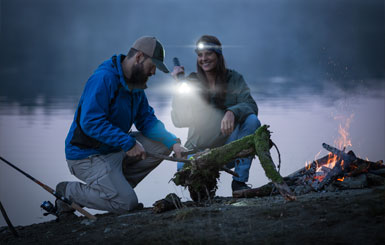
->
<box><xmin>197</xmin><ymin>49</ymin><xmax>218</xmax><ymax>73</ymax></box>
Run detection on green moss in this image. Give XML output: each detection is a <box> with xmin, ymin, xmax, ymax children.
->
<box><xmin>171</xmin><ymin>124</ymin><xmax>285</xmax><ymax>200</ymax></box>
<box><xmin>254</xmin><ymin>125</ymin><xmax>283</xmax><ymax>184</ymax></box>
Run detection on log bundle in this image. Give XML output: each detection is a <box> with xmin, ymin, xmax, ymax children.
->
<box><xmin>233</xmin><ymin>146</ymin><xmax>385</xmax><ymax>198</ymax></box>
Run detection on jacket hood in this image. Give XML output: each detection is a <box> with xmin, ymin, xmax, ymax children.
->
<box><xmin>96</xmin><ymin>54</ymin><xmax>144</xmax><ymax>93</ymax></box>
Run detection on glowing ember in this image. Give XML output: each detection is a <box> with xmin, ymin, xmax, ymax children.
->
<box><xmin>305</xmin><ymin>161</ymin><xmax>311</xmax><ymax>170</ymax></box>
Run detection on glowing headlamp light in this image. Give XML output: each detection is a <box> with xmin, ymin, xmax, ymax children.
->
<box><xmin>197</xmin><ymin>42</ymin><xmax>205</xmax><ymax>50</ymax></box>
<box><xmin>195</xmin><ymin>42</ymin><xmax>222</xmax><ymax>55</ymax></box>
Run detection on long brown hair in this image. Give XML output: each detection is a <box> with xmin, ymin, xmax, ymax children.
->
<box><xmin>196</xmin><ymin>35</ymin><xmax>228</xmax><ymax>109</ymax></box>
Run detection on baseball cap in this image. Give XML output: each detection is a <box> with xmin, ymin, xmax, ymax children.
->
<box><xmin>132</xmin><ymin>36</ymin><xmax>169</xmax><ymax>73</ymax></box>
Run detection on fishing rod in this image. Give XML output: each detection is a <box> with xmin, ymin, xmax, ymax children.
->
<box><xmin>0</xmin><ymin>201</ymin><xmax>18</xmax><ymax>237</ymax></box>
<box><xmin>0</xmin><ymin>155</ymin><xmax>97</xmax><ymax>220</ymax></box>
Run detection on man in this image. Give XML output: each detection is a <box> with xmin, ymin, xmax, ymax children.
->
<box><xmin>57</xmin><ymin>36</ymin><xmax>185</xmax><ymax>216</ymax></box>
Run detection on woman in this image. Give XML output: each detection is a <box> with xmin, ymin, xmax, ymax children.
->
<box><xmin>171</xmin><ymin>35</ymin><xmax>261</xmax><ymax>192</ymax></box>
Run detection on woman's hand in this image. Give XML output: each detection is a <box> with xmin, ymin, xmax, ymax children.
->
<box><xmin>172</xmin><ymin>142</ymin><xmax>188</xmax><ymax>158</ymax></box>
<box><xmin>171</xmin><ymin>66</ymin><xmax>185</xmax><ymax>80</ymax></box>
<box><xmin>221</xmin><ymin>111</ymin><xmax>235</xmax><ymax>136</ymax></box>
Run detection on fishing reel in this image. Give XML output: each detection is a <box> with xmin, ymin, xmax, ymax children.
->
<box><xmin>40</xmin><ymin>200</ymin><xmax>58</xmax><ymax>217</ymax></box>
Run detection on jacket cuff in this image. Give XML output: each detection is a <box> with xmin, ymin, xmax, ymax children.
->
<box><xmin>164</xmin><ymin>137</ymin><xmax>181</xmax><ymax>149</ymax></box>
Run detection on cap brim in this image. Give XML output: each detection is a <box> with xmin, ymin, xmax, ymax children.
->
<box><xmin>152</xmin><ymin>58</ymin><xmax>169</xmax><ymax>73</ymax></box>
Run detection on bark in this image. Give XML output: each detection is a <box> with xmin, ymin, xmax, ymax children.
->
<box><xmin>172</xmin><ymin>125</ymin><xmax>296</xmax><ymax>201</ymax></box>
<box><xmin>232</xmin><ymin>183</ymin><xmax>274</xmax><ymax>198</ymax></box>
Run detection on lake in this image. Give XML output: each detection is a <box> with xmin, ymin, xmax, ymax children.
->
<box><xmin>0</xmin><ymin>79</ymin><xmax>384</xmax><ymax>226</ymax></box>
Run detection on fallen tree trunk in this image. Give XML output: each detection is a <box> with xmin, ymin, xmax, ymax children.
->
<box><xmin>172</xmin><ymin>125</ymin><xmax>296</xmax><ymax>201</ymax></box>
<box><xmin>233</xmin><ymin>183</ymin><xmax>274</xmax><ymax>198</ymax></box>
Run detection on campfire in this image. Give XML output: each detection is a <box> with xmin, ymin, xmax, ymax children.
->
<box><xmin>234</xmin><ymin>115</ymin><xmax>385</xmax><ymax>198</ymax></box>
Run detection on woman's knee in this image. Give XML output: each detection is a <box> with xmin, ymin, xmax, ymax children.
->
<box><xmin>242</xmin><ymin>114</ymin><xmax>261</xmax><ymax>132</ymax></box>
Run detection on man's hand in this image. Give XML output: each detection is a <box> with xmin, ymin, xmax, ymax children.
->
<box><xmin>172</xmin><ymin>142</ymin><xmax>188</xmax><ymax>158</ymax></box>
<box><xmin>125</xmin><ymin>141</ymin><xmax>146</xmax><ymax>160</ymax></box>
<box><xmin>221</xmin><ymin>111</ymin><xmax>235</xmax><ymax>136</ymax></box>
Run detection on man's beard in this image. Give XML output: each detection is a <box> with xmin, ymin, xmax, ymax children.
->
<box><xmin>126</xmin><ymin>63</ymin><xmax>149</xmax><ymax>89</ymax></box>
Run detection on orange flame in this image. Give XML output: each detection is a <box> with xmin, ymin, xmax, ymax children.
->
<box><xmin>315</xmin><ymin>114</ymin><xmax>354</xmax><ymax>176</ymax></box>
<box><xmin>305</xmin><ymin>161</ymin><xmax>311</xmax><ymax>170</ymax></box>
<box><xmin>334</xmin><ymin>114</ymin><xmax>354</xmax><ymax>150</ymax></box>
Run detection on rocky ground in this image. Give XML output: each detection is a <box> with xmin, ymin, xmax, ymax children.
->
<box><xmin>1</xmin><ymin>186</ymin><xmax>384</xmax><ymax>244</ymax></box>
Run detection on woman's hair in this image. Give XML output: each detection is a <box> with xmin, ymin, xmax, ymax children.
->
<box><xmin>196</xmin><ymin>35</ymin><xmax>228</xmax><ymax>109</ymax></box>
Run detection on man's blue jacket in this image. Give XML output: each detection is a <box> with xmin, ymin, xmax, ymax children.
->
<box><xmin>65</xmin><ymin>54</ymin><xmax>178</xmax><ymax>160</ymax></box>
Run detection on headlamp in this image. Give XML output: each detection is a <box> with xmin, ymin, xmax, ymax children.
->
<box><xmin>195</xmin><ymin>42</ymin><xmax>222</xmax><ymax>55</ymax></box>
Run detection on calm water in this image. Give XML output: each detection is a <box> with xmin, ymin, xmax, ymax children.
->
<box><xmin>0</xmin><ymin>83</ymin><xmax>384</xmax><ymax>226</ymax></box>
<box><xmin>0</xmin><ymin>0</ymin><xmax>384</xmax><ymax>227</ymax></box>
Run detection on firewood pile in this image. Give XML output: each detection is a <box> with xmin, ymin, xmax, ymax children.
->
<box><xmin>233</xmin><ymin>143</ymin><xmax>385</xmax><ymax>198</ymax></box>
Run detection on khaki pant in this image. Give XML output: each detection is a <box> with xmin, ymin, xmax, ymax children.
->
<box><xmin>65</xmin><ymin>132</ymin><xmax>170</xmax><ymax>213</ymax></box>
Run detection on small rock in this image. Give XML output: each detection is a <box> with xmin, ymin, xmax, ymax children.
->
<box><xmin>80</xmin><ymin>219</ymin><xmax>95</xmax><ymax>226</ymax></box>
<box><xmin>294</xmin><ymin>186</ymin><xmax>305</xmax><ymax>195</ymax></box>
<box><xmin>325</xmin><ymin>184</ymin><xmax>336</xmax><ymax>192</ymax></box>
<box><xmin>231</xmin><ymin>201</ymin><xmax>249</xmax><ymax>207</ymax></box>
<box><xmin>118</xmin><ymin>213</ymin><xmax>137</xmax><ymax>218</ymax></box>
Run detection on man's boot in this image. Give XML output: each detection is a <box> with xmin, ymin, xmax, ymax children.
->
<box><xmin>231</xmin><ymin>180</ymin><xmax>251</xmax><ymax>192</ymax></box>
<box><xmin>55</xmin><ymin>182</ymin><xmax>77</xmax><ymax>219</ymax></box>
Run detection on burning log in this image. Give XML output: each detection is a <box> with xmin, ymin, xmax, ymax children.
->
<box><xmin>287</xmin><ymin>154</ymin><xmax>332</xmax><ymax>179</ymax></box>
<box><xmin>333</xmin><ymin>175</ymin><xmax>368</xmax><ymax>189</ymax></box>
<box><xmin>172</xmin><ymin>125</ymin><xmax>295</xmax><ymax>202</ymax></box>
<box><xmin>321</xmin><ymin>143</ymin><xmax>357</xmax><ymax>163</ymax></box>
<box><xmin>314</xmin><ymin>143</ymin><xmax>358</xmax><ymax>190</ymax></box>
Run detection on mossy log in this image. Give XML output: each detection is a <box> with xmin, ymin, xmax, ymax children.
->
<box><xmin>172</xmin><ymin>125</ymin><xmax>295</xmax><ymax>201</ymax></box>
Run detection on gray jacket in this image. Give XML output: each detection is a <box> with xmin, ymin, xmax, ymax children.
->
<box><xmin>171</xmin><ymin>69</ymin><xmax>258</xmax><ymax>150</ymax></box>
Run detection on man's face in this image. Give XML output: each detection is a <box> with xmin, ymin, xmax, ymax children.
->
<box><xmin>129</xmin><ymin>54</ymin><xmax>156</xmax><ymax>88</ymax></box>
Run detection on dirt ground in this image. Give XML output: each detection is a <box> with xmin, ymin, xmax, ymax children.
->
<box><xmin>1</xmin><ymin>186</ymin><xmax>384</xmax><ymax>244</ymax></box>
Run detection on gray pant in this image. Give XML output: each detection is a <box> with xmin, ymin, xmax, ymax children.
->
<box><xmin>65</xmin><ymin>132</ymin><xmax>171</xmax><ymax>213</ymax></box>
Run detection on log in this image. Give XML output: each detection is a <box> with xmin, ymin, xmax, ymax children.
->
<box><xmin>287</xmin><ymin>154</ymin><xmax>332</xmax><ymax>179</ymax></box>
<box><xmin>315</xmin><ymin>144</ymin><xmax>358</xmax><ymax>190</ymax></box>
<box><xmin>172</xmin><ymin>125</ymin><xmax>296</xmax><ymax>201</ymax></box>
<box><xmin>232</xmin><ymin>147</ymin><xmax>385</xmax><ymax>198</ymax></box>
<box><xmin>233</xmin><ymin>183</ymin><xmax>274</xmax><ymax>198</ymax></box>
